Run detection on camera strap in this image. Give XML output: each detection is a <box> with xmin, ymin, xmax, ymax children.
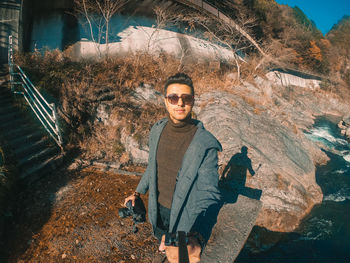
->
<box><xmin>178</xmin><ymin>231</ymin><xmax>189</xmax><ymax>263</ymax></box>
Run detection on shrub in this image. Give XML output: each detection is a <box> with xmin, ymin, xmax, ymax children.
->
<box><xmin>14</xmin><ymin>48</ymin><xmax>261</xmax><ymax>162</ymax></box>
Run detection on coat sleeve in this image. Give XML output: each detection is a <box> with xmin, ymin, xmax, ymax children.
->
<box><xmin>135</xmin><ymin>123</ymin><xmax>158</xmax><ymax>194</ymax></box>
<box><xmin>135</xmin><ymin>165</ymin><xmax>150</xmax><ymax>194</ymax></box>
<box><xmin>190</xmin><ymin>147</ymin><xmax>222</xmax><ymax>243</ymax></box>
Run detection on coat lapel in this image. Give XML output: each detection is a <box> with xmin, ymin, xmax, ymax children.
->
<box><xmin>148</xmin><ymin>118</ymin><xmax>167</xmax><ymax>228</ymax></box>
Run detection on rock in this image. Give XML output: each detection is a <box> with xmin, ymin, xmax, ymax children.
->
<box><xmin>338</xmin><ymin>117</ymin><xmax>350</xmax><ymax>141</ymax></box>
<box><xmin>120</xmin><ymin>128</ymin><xmax>149</xmax><ymax>165</ymax></box>
<box><xmin>195</xmin><ymin>91</ymin><xmax>323</xmax><ymax>232</ymax></box>
<box><xmin>346</xmin><ymin>128</ymin><xmax>350</xmax><ymax>139</ymax></box>
<box><xmin>92</xmin><ymin>83</ymin><xmax>161</xmax><ymax>164</ymax></box>
<box><xmin>130</xmin><ymin>83</ymin><xmax>164</xmax><ymax>106</ymax></box>
<box><xmin>87</xmin><ymin>74</ymin><xmax>349</xmax><ymax>235</ymax></box>
<box><xmin>201</xmin><ymin>196</ymin><xmax>262</xmax><ymax>263</ymax></box>
<box><xmin>95</xmin><ymin>102</ymin><xmax>119</xmax><ymax>127</ymax></box>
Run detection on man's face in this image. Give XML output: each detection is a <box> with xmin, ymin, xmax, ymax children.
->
<box><xmin>164</xmin><ymin>83</ymin><xmax>194</xmax><ymax>124</ymax></box>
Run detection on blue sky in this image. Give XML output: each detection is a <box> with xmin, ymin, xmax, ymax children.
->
<box><xmin>275</xmin><ymin>0</ymin><xmax>350</xmax><ymax>35</ymax></box>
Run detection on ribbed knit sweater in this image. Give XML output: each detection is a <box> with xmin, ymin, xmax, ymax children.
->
<box><xmin>156</xmin><ymin>117</ymin><xmax>198</xmax><ymax>209</ymax></box>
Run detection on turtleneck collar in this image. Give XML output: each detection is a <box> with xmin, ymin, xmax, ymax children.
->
<box><xmin>167</xmin><ymin>115</ymin><xmax>195</xmax><ymax>133</ymax></box>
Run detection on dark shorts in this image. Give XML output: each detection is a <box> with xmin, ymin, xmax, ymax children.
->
<box><xmin>154</xmin><ymin>203</ymin><xmax>171</xmax><ymax>242</ymax></box>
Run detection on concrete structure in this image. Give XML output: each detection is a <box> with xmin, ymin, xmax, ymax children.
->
<box><xmin>0</xmin><ymin>0</ymin><xmax>80</xmax><ymax>62</ymax></box>
<box><xmin>0</xmin><ymin>0</ymin><xmax>256</xmax><ymax>60</ymax></box>
<box><xmin>0</xmin><ymin>0</ymin><xmax>21</xmax><ymax>63</ymax></box>
<box><xmin>266</xmin><ymin>69</ymin><xmax>322</xmax><ymax>89</ymax></box>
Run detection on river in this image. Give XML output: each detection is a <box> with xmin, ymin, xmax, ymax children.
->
<box><xmin>236</xmin><ymin>116</ymin><xmax>350</xmax><ymax>263</ymax></box>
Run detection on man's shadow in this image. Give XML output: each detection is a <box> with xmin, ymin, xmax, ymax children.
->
<box><xmin>219</xmin><ymin>146</ymin><xmax>262</xmax><ymax>203</ymax></box>
<box><xmin>193</xmin><ymin>146</ymin><xmax>263</xmax><ymax>246</ymax></box>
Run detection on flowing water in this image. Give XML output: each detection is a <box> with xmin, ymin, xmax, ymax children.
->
<box><xmin>236</xmin><ymin>116</ymin><xmax>350</xmax><ymax>263</ymax></box>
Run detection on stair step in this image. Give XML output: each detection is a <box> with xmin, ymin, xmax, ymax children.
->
<box><xmin>0</xmin><ymin>111</ymin><xmax>20</xmax><ymax>122</ymax></box>
<box><xmin>0</xmin><ymin>87</ymin><xmax>11</xmax><ymax>96</ymax></box>
<box><xmin>18</xmin><ymin>146</ymin><xmax>59</xmax><ymax>169</ymax></box>
<box><xmin>0</xmin><ymin>103</ymin><xmax>15</xmax><ymax>113</ymax></box>
<box><xmin>0</xmin><ymin>98</ymin><xmax>14</xmax><ymax>110</ymax></box>
<box><xmin>7</xmin><ymin>130</ymin><xmax>45</xmax><ymax>148</ymax></box>
<box><xmin>0</xmin><ymin>90</ymin><xmax>12</xmax><ymax>98</ymax></box>
<box><xmin>14</xmin><ymin>137</ymin><xmax>50</xmax><ymax>159</ymax></box>
<box><xmin>20</xmin><ymin>152</ymin><xmax>63</xmax><ymax>182</ymax></box>
<box><xmin>0</xmin><ymin>116</ymin><xmax>27</xmax><ymax>130</ymax></box>
<box><xmin>0</xmin><ymin>95</ymin><xmax>13</xmax><ymax>105</ymax></box>
<box><xmin>0</xmin><ymin>123</ymin><xmax>35</xmax><ymax>141</ymax></box>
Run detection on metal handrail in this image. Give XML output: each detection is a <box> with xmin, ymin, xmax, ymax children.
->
<box><xmin>8</xmin><ymin>35</ymin><xmax>63</xmax><ymax>150</ymax></box>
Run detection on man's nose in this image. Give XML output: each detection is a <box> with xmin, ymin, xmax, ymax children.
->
<box><xmin>177</xmin><ymin>97</ymin><xmax>185</xmax><ymax>106</ymax></box>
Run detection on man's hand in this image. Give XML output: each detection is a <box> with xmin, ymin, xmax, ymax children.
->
<box><xmin>165</xmin><ymin>236</ymin><xmax>201</xmax><ymax>263</ymax></box>
<box><xmin>124</xmin><ymin>192</ymin><xmax>139</xmax><ymax>207</ymax></box>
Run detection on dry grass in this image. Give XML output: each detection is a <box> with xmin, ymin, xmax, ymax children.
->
<box><xmin>14</xmin><ymin>48</ymin><xmax>271</xmax><ymax>161</ymax></box>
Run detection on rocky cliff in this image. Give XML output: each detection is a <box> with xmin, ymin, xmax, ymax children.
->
<box><xmin>95</xmin><ymin>73</ymin><xmax>350</xmax><ymax>233</ymax></box>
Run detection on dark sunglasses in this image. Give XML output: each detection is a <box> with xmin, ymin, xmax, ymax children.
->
<box><xmin>165</xmin><ymin>94</ymin><xmax>194</xmax><ymax>105</ymax></box>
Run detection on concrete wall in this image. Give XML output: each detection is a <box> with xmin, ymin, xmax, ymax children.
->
<box><xmin>69</xmin><ymin>26</ymin><xmax>235</xmax><ymax>63</ymax></box>
<box><xmin>21</xmin><ymin>0</ymin><xmax>161</xmax><ymax>52</ymax></box>
<box><xmin>22</xmin><ymin>0</ymin><xmax>78</xmax><ymax>52</ymax></box>
<box><xmin>0</xmin><ymin>0</ymin><xmax>21</xmax><ymax>63</ymax></box>
<box><xmin>30</xmin><ymin>10</ymin><xmax>80</xmax><ymax>51</ymax></box>
<box><xmin>266</xmin><ymin>71</ymin><xmax>322</xmax><ymax>89</ymax></box>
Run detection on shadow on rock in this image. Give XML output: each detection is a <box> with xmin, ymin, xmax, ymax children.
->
<box><xmin>198</xmin><ymin>146</ymin><xmax>263</xmax><ymax>249</ymax></box>
<box><xmin>219</xmin><ymin>146</ymin><xmax>262</xmax><ymax>203</ymax></box>
<box><xmin>200</xmin><ymin>147</ymin><xmax>263</xmax><ymax>262</ymax></box>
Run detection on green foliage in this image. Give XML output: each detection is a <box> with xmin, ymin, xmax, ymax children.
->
<box><xmin>327</xmin><ymin>16</ymin><xmax>350</xmax><ymax>51</ymax></box>
<box><xmin>292</xmin><ymin>6</ymin><xmax>321</xmax><ymax>37</ymax></box>
<box><xmin>251</xmin><ymin>0</ymin><xmax>279</xmax><ymax>20</ymax></box>
<box><xmin>326</xmin><ymin>16</ymin><xmax>350</xmax><ymax>84</ymax></box>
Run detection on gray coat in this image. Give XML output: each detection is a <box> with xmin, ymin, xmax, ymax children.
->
<box><xmin>136</xmin><ymin>118</ymin><xmax>222</xmax><ymax>242</ymax></box>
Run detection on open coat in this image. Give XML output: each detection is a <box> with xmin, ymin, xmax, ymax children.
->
<box><xmin>136</xmin><ymin>118</ymin><xmax>222</xmax><ymax>242</ymax></box>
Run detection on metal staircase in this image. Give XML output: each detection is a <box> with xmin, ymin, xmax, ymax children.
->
<box><xmin>0</xmin><ymin>36</ymin><xmax>64</xmax><ymax>184</ymax></box>
<box><xmin>0</xmin><ymin>82</ymin><xmax>63</xmax><ymax>183</ymax></box>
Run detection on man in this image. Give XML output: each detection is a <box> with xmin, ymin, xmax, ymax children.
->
<box><xmin>124</xmin><ymin>73</ymin><xmax>222</xmax><ymax>263</ymax></box>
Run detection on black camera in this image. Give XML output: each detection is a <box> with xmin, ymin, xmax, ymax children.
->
<box><xmin>118</xmin><ymin>198</ymin><xmax>146</xmax><ymax>224</ymax></box>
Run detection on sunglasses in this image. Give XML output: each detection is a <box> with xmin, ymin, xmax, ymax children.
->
<box><xmin>165</xmin><ymin>94</ymin><xmax>194</xmax><ymax>105</ymax></box>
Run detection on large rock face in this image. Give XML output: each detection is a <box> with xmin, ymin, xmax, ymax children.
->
<box><xmin>193</xmin><ymin>91</ymin><xmax>323</xmax><ymax>232</ymax></box>
<box><xmin>92</xmin><ymin>75</ymin><xmax>350</xmax><ymax>233</ymax></box>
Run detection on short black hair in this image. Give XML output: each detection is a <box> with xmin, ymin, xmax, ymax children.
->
<box><xmin>164</xmin><ymin>73</ymin><xmax>194</xmax><ymax>96</ymax></box>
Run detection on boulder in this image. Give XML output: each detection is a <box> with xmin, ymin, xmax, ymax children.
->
<box><xmin>130</xmin><ymin>83</ymin><xmax>164</xmax><ymax>107</ymax></box>
<box><xmin>194</xmin><ymin>91</ymin><xmax>323</xmax><ymax>232</ymax></box>
<box><xmin>338</xmin><ymin>117</ymin><xmax>350</xmax><ymax>141</ymax></box>
<box><xmin>120</xmin><ymin>128</ymin><xmax>149</xmax><ymax>165</ymax></box>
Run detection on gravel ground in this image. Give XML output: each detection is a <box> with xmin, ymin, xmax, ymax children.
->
<box><xmin>4</xmin><ymin>165</ymin><xmax>158</xmax><ymax>263</ymax></box>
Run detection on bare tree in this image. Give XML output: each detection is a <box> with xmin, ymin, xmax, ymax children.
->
<box><xmin>180</xmin><ymin>9</ymin><xmax>257</xmax><ymax>81</ymax></box>
<box><xmin>151</xmin><ymin>3</ymin><xmax>271</xmax><ymax>81</ymax></box>
<box><xmin>73</xmin><ymin>0</ymin><xmax>128</xmax><ymax>59</ymax></box>
<box><xmin>143</xmin><ymin>5</ymin><xmax>182</xmax><ymax>52</ymax></box>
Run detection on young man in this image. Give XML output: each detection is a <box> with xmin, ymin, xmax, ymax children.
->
<box><xmin>124</xmin><ymin>73</ymin><xmax>222</xmax><ymax>263</ymax></box>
